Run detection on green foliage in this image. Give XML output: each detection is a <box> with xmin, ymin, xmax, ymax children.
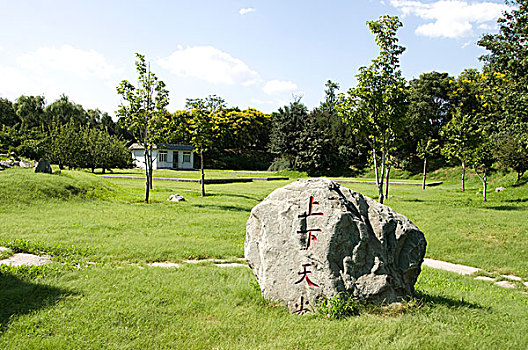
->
<box><xmin>0</xmin><ymin>98</ymin><xmax>19</xmax><ymax>127</ymax></box>
<box><xmin>45</xmin><ymin>94</ymin><xmax>88</xmax><ymax>126</ymax></box>
<box><xmin>337</xmin><ymin>15</ymin><xmax>408</xmax><ymax>202</ymax></box>
<box><xmin>493</xmin><ymin>128</ymin><xmax>528</xmax><ymax>181</ymax></box>
<box><xmin>314</xmin><ymin>292</ymin><xmax>361</xmax><ymax>319</ymax></box>
<box><xmin>116</xmin><ymin>53</ymin><xmax>170</xmax><ymax>203</ymax></box>
<box><xmin>0</xmin><ymin>248</ymin><xmax>13</xmax><ymax>260</ymax></box>
<box><xmin>13</xmin><ymin>95</ymin><xmax>46</xmax><ymax>130</ymax></box>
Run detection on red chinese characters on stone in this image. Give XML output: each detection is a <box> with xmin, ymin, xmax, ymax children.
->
<box><xmin>298</xmin><ymin>196</ymin><xmax>324</xmax><ymax>219</ymax></box>
<box><xmin>297</xmin><ymin>229</ymin><xmax>320</xmax><ymax>249</ymax></box>
<box><xmin>297</xmin><ymin>196</ymin><xmax>324</xmax><ymax>250</ymax></box>
<box><xmin>295</xmin><ymin>263</ymin><xmax>319</xmax><ymax>288</ymax></box>
<box><xmin>295</xmin><ymin>296</ymin><xmax>310</xmax><ymax>314</ymax></box>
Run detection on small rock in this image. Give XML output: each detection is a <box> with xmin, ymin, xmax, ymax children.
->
<box><xmin>502</xmin><ymin>274</ymin><xmax>522</xmax><ymax>281</ymax></box>
<box><xmin>149</xmin><ymin>262</ymin><xmax>181</xmax><ymax>268</ymax></box>
<box><xmin>0</xmin><ymin>160</ymin><xmax>12</xmax><ymax>168</ymax></box>
<box><xmin>524</xmin><ymin>282</ymin><xmax>528</xmax><ymax>288</ymax></box>
<box><xmin>19</xmin><ymin>161</ymin><xmax>31</xmax><ymax>168</ymax></box>
<box><xmin>0</xmin><ymin>253</ymin><xmax>52</xmax><ymax>267</ymax></box>
<box><xmin>495</xmin><ymin>280</ymin><xmax>516</xmax><ymax>289</ymax></box>
<box><xmin>168</xmin><ymin>194</ymin><xmax>185</xmax><ymax>202</ymax></box>
<box><xmin>475</xmin><ymin>276</ymin><xmax>495</xmax><ymax>282</ymax></box>
<box><xmin>495</xmin><ymin>186</ymin><xmax>505</xmax><ymax>192</ymax></box>
<box><xmin>34</xmin><ymin>158</ymin><xmax>52</xmax><ymax>174</ymax></box>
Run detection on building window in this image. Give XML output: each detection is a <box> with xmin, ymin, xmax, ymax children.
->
<box><xmin>158</xmin><ymin>151</ymin><xmax>167</xmax><ymax>163</ymax></box>
<box><xmin>183</xmin><ymin>152</ymin><xmax>191</xmax><ymax>163</ymax></box>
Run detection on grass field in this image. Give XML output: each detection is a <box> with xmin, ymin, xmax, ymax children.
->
<box><xmin>1</xmin><ymin>167</ymin><xmax>527</xmax><ymax>349</ymax></box>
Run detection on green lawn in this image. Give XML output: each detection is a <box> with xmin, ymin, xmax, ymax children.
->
<box><xmin>1</xmin><ymin>167</ymin><xmax>527</xmax><ymax>349</ymax></box>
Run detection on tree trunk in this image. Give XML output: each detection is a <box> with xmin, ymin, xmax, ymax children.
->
<box><xmin>149</xmin><ymin>165</ymin><xmax>153</xmax><ymax>190</ymax></box>
<box><xmin>372</xmin><ymin>148</ymin><xmax>382</xmax><ymax>203</ymax></box>
<box><xmin>482</xmin><ymin>171</ymin><xmax>487</xmax><ymax>202</ymax></box>
<box><xmin>378</xmin><ymin>145</ymin><xmax>386</xmax><ymax>204</ymax></box>
<box><xmin>200</xmin><ymin>149</ymin><xmax>205</xmax><ymax>197</ymax></box>
<box><xmin>384</xmin><ymin>163</ymin><xmax>391</xmax><ymax>200</ymax></box>
<box><xmin>422</xmin><ymin>157</ymin><xmax>427</xmax><ymax>190</ymax></box>
<box><xmin>144</xmin><ymin>149</ymin><xmax>150</xmax><ymax>203</ymax></box>
<box><xmin>461</xmin><ymin>161</ymin><xmax>466</xmax><ymax>192</ymax></box>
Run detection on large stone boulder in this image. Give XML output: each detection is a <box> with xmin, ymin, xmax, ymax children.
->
<box><xmin>245</xmin><ymin>178</ymin><xmax>426</xmax><ymax>313</ymax></box>
<box><xmin>34</xmin><ymin>158</ymin><xmax>52</xmax><ymax>174</ymax></box>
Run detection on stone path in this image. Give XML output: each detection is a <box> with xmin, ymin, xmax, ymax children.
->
<box><xmin>1</xmin><ymin>246</ymin><xmax>525</xmax><ymax>290</ymax></box>
<box><xmin>423</xmin><ymin>258</ymin><xmax>527</xmax><ymax>290</ymax></box>
<box><xmin>0</xmin><ymin>247</ymin><xmax>52</xmax><ymax>267</ymax></box>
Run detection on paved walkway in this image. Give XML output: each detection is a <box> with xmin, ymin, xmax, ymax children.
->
<box><xmin>423</xmin><ymin>258</ymin><xmax>528</xmax><ymax>290</ymax></box>
<box><xmin>1</xmin><ymin>246</ymin><xmax>525</xmax><ymax>290</ymax></box>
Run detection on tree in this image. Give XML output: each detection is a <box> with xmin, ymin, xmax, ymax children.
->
<box><xmin>185</xmin><ymin>95</ymin><xmax>225</xmax><ymax>196</ymax></box>
<box><xmin>478</xmin><ymin>0</ymin><xmax>528</xmax><ymax>182</ymax></box>
<box><xmin>493</xmin><ymin>128</ymin><xmax>528</xmax><ymax>181</ymax></box>
<box><xmin>268</xmin><ymin>98</ymin><xmax>308</xmax><ymax>170</ymax></box>
<box><xmin>442</xmin><ymin>70</ymin><xmax>495</xmax><ymax>200</ymax></box>
<box><xmin>116</xmin><ymin>53</ymin><xmax>170</xmax><ymax>203</ymax></box>
<box><xmin>45</xmin><ymin>95</ymin><xmax>88</xmax><ymax>126</ymax></box>
<box><xmin>0</xmin><ymin>98</ymin><xmax>19</xmax><ymax>127</ymax></box>
<box><xmin>13</xmin><ymin>95</ymin><xmax>46</xmax><ymax>130</ymax></box>
<box><xmin>337</xmin><ymin>15</ymin><xmax>408</xmax><ymax>203</ymax></box>
<box><xmin>408</xmin><ymin>72</ymin><xmax>453</xmax><ymax>189</ymax></box>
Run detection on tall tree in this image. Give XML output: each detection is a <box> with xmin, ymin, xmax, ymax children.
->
<box><xmin>408</xmin><ymin>72</ymin><xmax>453</xmax><ymax>189</ymax></box>
<box><xmin>268</xmin><ymin>98</ymin><xmax>308</xmax><ymax>170</ymax></box>
<box><xmin>337</xmin><ymin>15</ymin><xmax>408</xmax><ymax>203</ymax></box>
<box><xmin>0</xmin><ymin>98</ymin><xmax>19</xmax><ymax>127</ymax></box>
<box><xmin>442</xmin><ymin>70</ymin><xmax>495</xmax><ymax>200</ymax></box>
<box><xmin>117</xmin><ymin>53</ymin><xmax>169</xmax><ymax>203</ymax></box>
<box><xmin>45</xmin><ymin>94</ymin><xmax>88</xmax><ymax>126</ymax></box>
<box><xmin>13</xmin><ymin>95</ymin><xmax>46</xmax><ymax>129</ymax></box>
<box><xmin>478</xmin><ymin>0</ymin><xmax>528</xmax><ymax>182</ymax></box>
<box><xmin>185</xmin><ymin>95</ymin><xmax>225</xmax><ymax>196</ymax></box>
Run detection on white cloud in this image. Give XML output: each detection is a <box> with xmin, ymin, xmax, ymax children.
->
<box><xmin>158</xmin><ymin>46</ymin><xmax>262</xmax><ymax>86</ymax></box>
<box><xmin>239</xmin><ymin>7</ymin><xmax>255</xmax><ymax>15</ymax></box>
<box><xmin>262</xmin><ymin>80</ymin><xmax>298</xmax><ymax>95</ymax></box>
<box><xmin>461</xmin><ymin>41</ymin><xmax>472</xmax><ymax>48</ymax></box>
<box><xmin>390</xmin><ymin>0</ymin><xmax>509</xmax><ymax>38</ymax></box>
<box><xmin>17</xmin><ymin>45</ymin><xmax>122</xmax><ymax>79</ymax></box>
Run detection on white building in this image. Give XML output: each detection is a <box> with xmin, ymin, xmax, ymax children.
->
<box><xmin>130</xmin><ymin>144</ymin><xmax>195</xmax><ymax>170</ymax></box>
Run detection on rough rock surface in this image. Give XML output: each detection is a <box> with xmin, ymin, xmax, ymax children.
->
<box><xmin>168</xmin><ymin>194</ymin><xmax>185</xmax><ymax>202</ymax></box>
<box><xmin>245</xmin><ymin>178</ymin><xmax>426</xmax><ymax>313</ymax></box>
<box><xmin>34</xmin><ymin>158</ymin><xmax>52</xmax><ymax>173</ymax></box>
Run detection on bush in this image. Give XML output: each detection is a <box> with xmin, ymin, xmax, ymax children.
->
<box><xmin>314</xmin><ymin>292</ymin><xmax>361</xmax><ymax>319</ymax></box>
<box><xmin>267</xmin><ymin>158</ymin><xmax>290</xmax><ymax>172</ymax></box>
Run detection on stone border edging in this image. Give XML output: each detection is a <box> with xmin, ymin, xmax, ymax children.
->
<box><xmin>98</xmin><ymin>175</ymin><xmax>289</xmax><ymax>184</ymax></box>
<box><xmin>334</xmin><ymin>180</ymin><xmax>443</xmax><ymax>187</ymax></box>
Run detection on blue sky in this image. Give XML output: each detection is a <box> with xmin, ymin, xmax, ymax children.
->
<box><xmin>0</xmin><ymin>0</ymin><xmax>510</xmax><ymax>116</ymax></box>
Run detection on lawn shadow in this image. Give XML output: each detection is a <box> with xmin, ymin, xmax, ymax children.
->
<box><xmin>193</xmin><ymin>204</ymin><xmax>251</xmax><ymax>212</ymax></box>
<box><xmin>401</xmin><ymin>198</ymin><xmax>425</xmax><ymax>203</ymax></box>
<box><xmin>0</xmin><ymin>272</ymin><xmax>74</xmax><ymax>332</ymax></box>
<box><xmin>414</xmin><ymin>290</ymin><xmax>484</xmax><ymax>310</ymax></box>
<box><xmin>505</xmin><ymin>198</ymin><xmax>528</xmax><ymax>203</ymax></box>
<box><xmin>483</xmin><ymin>205</ymin><xmax>527</xmax><ymax>211</ymax></box>
<box><xmin>205</xmin><ymin>192</ymin><xmax>263</xmax><ymax>202</ymax></box>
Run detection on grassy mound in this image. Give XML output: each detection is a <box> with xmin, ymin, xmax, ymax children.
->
<box><xmin>0</xmin><ymin>168</ymin><xmax>115</xmax><ymax>204</ymax></box>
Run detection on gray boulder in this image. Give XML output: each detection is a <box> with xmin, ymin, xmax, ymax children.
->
<box><xmin>245</xmin><ymin>178</ymin><xmax>426</xmax><ymax>314</ymax></box>
<box><xmin>34</xmin><ymin>158</ymin><xmax>52</xmax><ymax>174</ymax></box>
